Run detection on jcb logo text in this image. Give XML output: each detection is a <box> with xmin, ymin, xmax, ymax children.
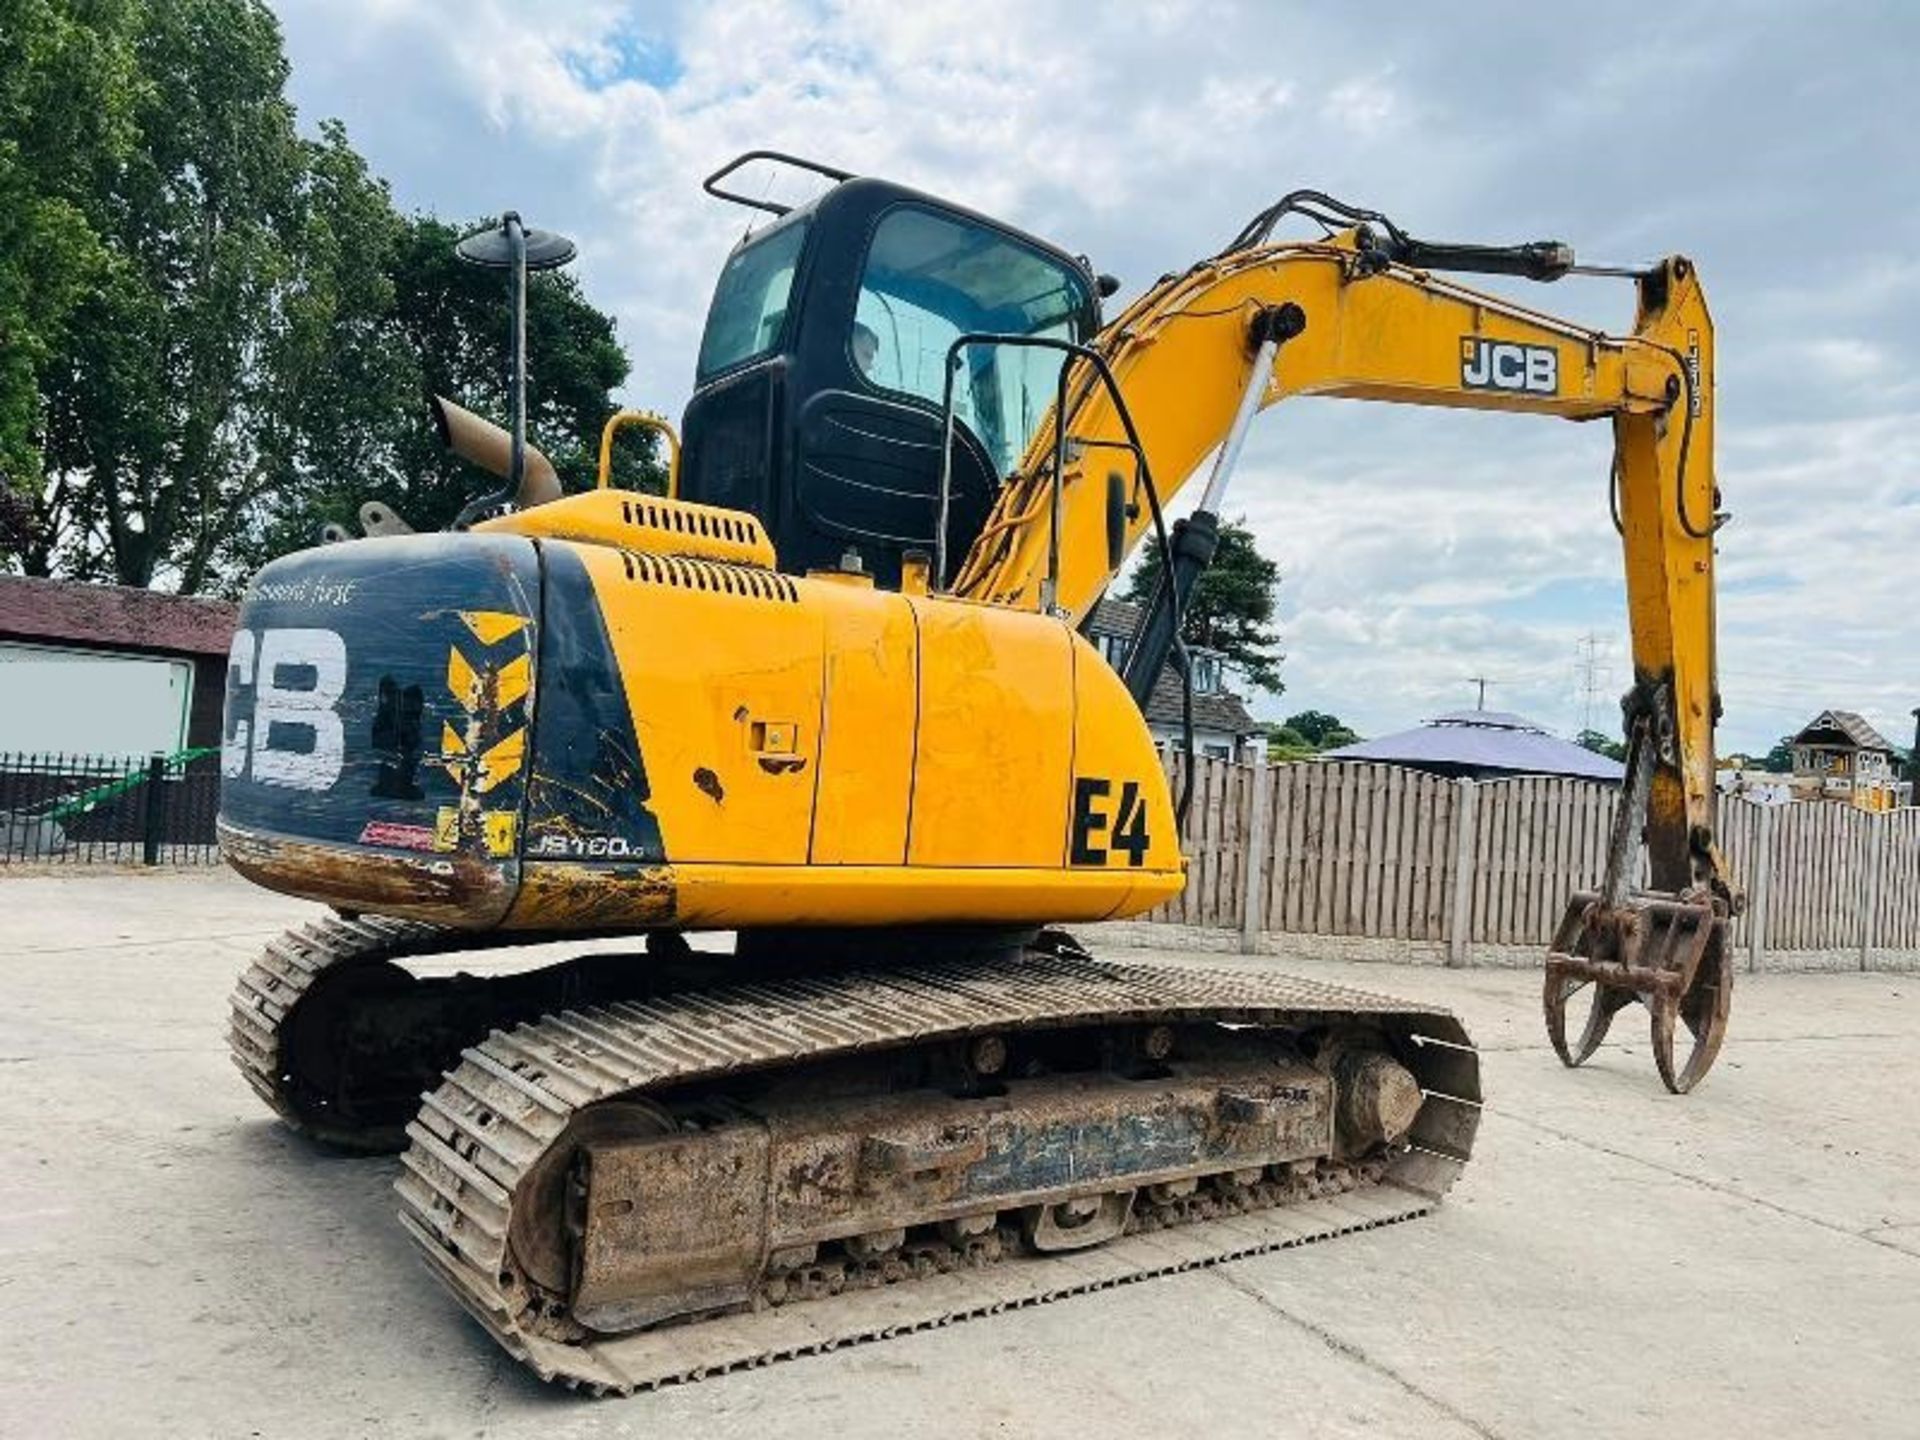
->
<box><xmin>224</xmin><ymin>627</ymin><xmax>348</xmax><ymax>791</ymax></box>
<box><xmin>1460</xmin><ymin>338</ymin><xmax>1558</xmax><ymax>395</ymax></box>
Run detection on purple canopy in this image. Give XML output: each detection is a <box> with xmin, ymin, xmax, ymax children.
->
<box><xmin>1324</xmin><ymin>710</ymin><xmax>1625</xmax><ymax>781</ymax></box>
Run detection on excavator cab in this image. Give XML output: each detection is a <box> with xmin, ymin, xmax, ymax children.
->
<box><xmin>679</xmin><ymin>153</ymin><xmax>1106</xmax><ymax>587</ymax></box>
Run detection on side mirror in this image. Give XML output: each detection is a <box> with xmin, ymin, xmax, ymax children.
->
<box><xmin>1105</xmin><ymin>471</ymin><xmax>1128</xmax><ymax>572</ymax></box>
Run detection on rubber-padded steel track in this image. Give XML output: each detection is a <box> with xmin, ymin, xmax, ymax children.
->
<box><xmin>228</xmin><ymin>914</ymin><xmax>626</xmax><ymax>1149</ymax></box>
<box><xmin>228</xmin><ymin>914</ymin><xmax>448</xmax><ymax>1146</ymax></box>
<box><xmin>395</xmin><ymin>948</ymin><xmax>1480</xmax><ymax>1394</ymax></box>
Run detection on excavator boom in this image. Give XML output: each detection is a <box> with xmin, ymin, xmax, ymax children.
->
<box><xmin>945</xmin><ymin>227</ymin><xmax>1731</xmax><ymax>1091</ymax></box>
<box><xmin>959</xmin><ymin>235</ymin><xmax>1718</xmax><ymax>852</ymax></box>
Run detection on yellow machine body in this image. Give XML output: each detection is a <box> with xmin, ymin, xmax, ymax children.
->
<box><xmin>224</xmin><ymin>228</ymin><xmax>1727</xmax><ymax>950</ymax></box>
<box><xmin>505</xmin><ymin>514</ymin><xmax>1183</xmax><ymax>931</ymax></box>
<box><xmin>220</xmin><ymin>487</ymin><xmax>1182</xmax><ymax>931</ymax></box>
<box><xmin>217</xmin><ymin>179</ymin><xmax>1728</xmax><ymax>1398</ymax></box>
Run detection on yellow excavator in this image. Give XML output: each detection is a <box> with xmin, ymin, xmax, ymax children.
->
<box><xmin>220</xmin><ymin>154</ymin><xmax>1731</xmax><ymax>1392</ymax></box>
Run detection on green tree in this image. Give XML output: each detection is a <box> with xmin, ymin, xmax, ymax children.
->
<box><xmin>219</xmin><ymin>118</ymin><xmax>413</xmax><ymax>577</ymax></box>
<box><xmin>1258</xmin><ymin>723</ymin><xmax>1318</xmax><ymax>761</ymax></box>
<box><xmin>245</xmin><ymin>212</ymin><xmax>662</xmax><ymax>565</ymax></box>
<box><xmin>0</xmin><ymin>0</ymin><xmax>142</xmax><ymax>548</ymax></box>
<box><xmin>1575</xmin><ymin>728</ymin><xmax>1627</xmax><ymax>762</ymax></box>
<box><xmin>1123</xmin><ymin>517</ymin><xmax>1283</xmax><ymax>692</ymax></box>
<box><xmin>1757</xmin><ymin>736</ymin><xmax>1796</xmax><ymax>774</ymax></box>
<box><xmin>32</xmin><ymin>0</ymin><xmax>311</xmax><ymax>588</ymax></box>
<box><xmin>6</xmin><ymin>0</ymin><xmax>659</xmax><ymax>591</ymax></box>
<box><xmin>1282</xmin><ymin>709</ymin><xmax>1358</xmax><ymax>748</ymax></box>
<box><xmin>1258</xmin><ymin>711</ymin><xmax>1359</xmax><ymax>759</ymax></box>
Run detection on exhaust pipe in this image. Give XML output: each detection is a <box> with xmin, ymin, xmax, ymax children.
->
<box><xmin>430</xmin><ymin>395</ymin><xmax>563</xmax><ymax>510</ymax></box>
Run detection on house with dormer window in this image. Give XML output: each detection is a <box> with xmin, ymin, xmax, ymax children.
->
<box><xmin>1789</xmin><ymin>709</ymin><xmax>1910</xmax><ymax>811</ymax></box>
<box><xmin>1084</xmin><ymin>598</ymin><xmax>1259</xmax><ymax>760</ymax></box>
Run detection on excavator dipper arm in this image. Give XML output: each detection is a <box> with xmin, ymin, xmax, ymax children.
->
<box><xmin>952</xmin><ymin>231</ymin><xmax>1732</xmax><ymax>1092</ymax></box>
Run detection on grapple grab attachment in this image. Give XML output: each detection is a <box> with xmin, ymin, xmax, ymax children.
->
<box><xmin>1541</xmin><ymin>685</ymin><xmax>1738</xmax><ymax>1094</ymax></box>
<box><xmin>1543</xmin><ymin>888</ymin><xmax>1732</xmax><ymax>1094</ymax></box>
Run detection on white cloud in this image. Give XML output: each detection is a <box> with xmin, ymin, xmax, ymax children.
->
<box><xmin>1802</xmin><ymin>337</ymin><xmax>1886</xmax><ymax>383</ymax></box>
<box><xmin>270</xmin><ymin>0</ymin><xmax>1920</xmax><ymax>757</ymax></box>
<box><xmin>1326</xmin><ymin>70</ymin><xmax>1398</xmax><ymax>135</ymax></box>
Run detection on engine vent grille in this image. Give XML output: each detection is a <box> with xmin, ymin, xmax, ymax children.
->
<box><xmin>477</xmin><ymin>490</ymin><xmax>776</xmax><ymax>568</ymax></box>
<box><xmin>618</xmin><ymin>497</ymin><xmax>765</xmax><ymax>550</ymax></box>
<box><xmin>618</xmin><ymin>551</ymin><xmax>800</xmax><ymax>604</ymax></box>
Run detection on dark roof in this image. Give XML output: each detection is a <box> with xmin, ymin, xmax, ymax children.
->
<box><xmin>0</xmin><ymin>575</ymin><xmax>237</xmax><ymax>658</ymax></box>
<box><xmin>1326</xmin><ymin>709</ymin><xmax>1624</xmax><ymax>781</ymax></box>
<box><xmin>1087</xmin><ymin>595</ymin><xmax>1143</xmax><ymax>638</ymax></box>
<box><xmin>1428</xmin><ymin>708</ymin><xmax>1536</xmax><ymax>730</ymax></box>
<box><xmin>1085</xmin><ymin>596</ymin><xmax>1257</xmax><ymax>738</ymax></box>
<box><xmin>1143</xmin><ymin>668</ymin><xmax>1257</xmax><ymax>736</ymax></box>
<box><xmin>1792</xmin><ymin>709</ymin><xmax>1897</xmax><ymax>755</ymax></box>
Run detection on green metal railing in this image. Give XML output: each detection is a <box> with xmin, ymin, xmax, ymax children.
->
<box><xmin>0</xmin><ymin>748</ymin><xmax>222</xmax><ymax>865</ymax></box>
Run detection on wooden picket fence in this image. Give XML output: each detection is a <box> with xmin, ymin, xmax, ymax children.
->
<box><xmin>1147</xmin><ymin>756</ymin><xmax>1920</xmax><ymax>965</ymax></box>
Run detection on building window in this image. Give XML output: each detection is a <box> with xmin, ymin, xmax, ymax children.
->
<box><xmin>1188</xmin><ymin>650</ymin><xmax>1224</xmax><ymax>696</ymax></box>
<box><xmin>0</xmin><ymin>642</ymin><xmax>195</xmax><ymax>759</ymax></box>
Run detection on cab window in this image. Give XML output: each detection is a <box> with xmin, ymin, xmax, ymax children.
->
<box><xmin>851</xmin><ymin>206</ymin><xmax>1096</xmax><ymax>475</ymax></box>
<box><xmin>697</xmin><ymin>218</ymin><xmax>808</xmax><ymax>379</ymax></box>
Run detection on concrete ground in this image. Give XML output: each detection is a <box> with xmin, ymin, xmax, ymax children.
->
<box><xmin>2</xmin><ymin>868</ymin><xmax>1915</xmax><ymax>1440</ymax></box>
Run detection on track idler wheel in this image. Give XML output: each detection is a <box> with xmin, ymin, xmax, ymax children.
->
<box><xmin>1541</xmin><ymin>889</ymin><xmax>1731</xmax><ymax>1094</ymax></box>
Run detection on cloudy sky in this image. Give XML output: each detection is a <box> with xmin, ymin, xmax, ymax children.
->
<box><xmin>273</xmin><ymin>0</ymin><xmax>1919</xmax><ymax>756</ymax></box>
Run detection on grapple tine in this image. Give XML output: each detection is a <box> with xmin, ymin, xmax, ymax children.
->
<box><xmin>1650</xmin><ymin>921</ymin><xmax>1734</xmax><ymax>1094</ymax></box>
